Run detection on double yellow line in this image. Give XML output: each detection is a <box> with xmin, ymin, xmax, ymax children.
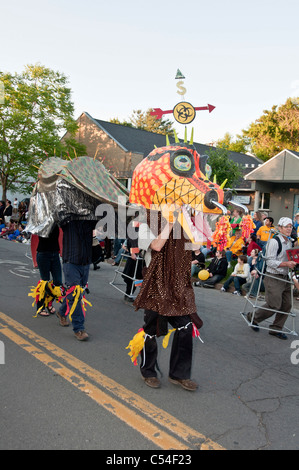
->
<box><xmin>0</xmin><ymin>311</ymin><xmax>224</xmax><ymax>451</ymax></box>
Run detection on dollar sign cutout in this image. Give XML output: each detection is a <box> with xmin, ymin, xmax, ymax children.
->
<box><xmin>176</xmin><ymin>80</ymin><xmax>186</xmax><ymax>97</ymax></box>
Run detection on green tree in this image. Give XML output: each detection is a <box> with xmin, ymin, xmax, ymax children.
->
<box><xmin>110</xmin><ymin>109</ymin><xmax>174</xmax><ymax>135</ymax></box>
<box><xmin>242</xmin><ymin>97</ymin><xmax>299</xmax><ymax>161</ymax></box>
<box><xmin>206</xmin><ymin>148</ymin><xmax>243</xmax><ymax>189</ymax></box>
<box><xmin>0</xmin><ymin>64</ymin><xmax>86</xmax><ymax>200</ymax></box>
<box><xmin>216</xmin><ymin>132</ymin><xmax>250</xmax><ymax>154</ymax></box>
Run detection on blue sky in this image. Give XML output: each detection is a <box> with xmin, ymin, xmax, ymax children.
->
<box><xmin>1</xmin><ymin>0</ymin><xmax>299</xmax><ymax>145</ymax></box>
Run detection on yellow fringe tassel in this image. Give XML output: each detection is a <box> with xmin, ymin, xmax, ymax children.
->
<box><xmin>68</xmin><ymin>286</ymin><xmax>84</xmax><ymax>322</ymax></box>
<box><xmin>126</xmin><ymin>329</ymin><xmax>145</xmax><ymax>365</ymax></box>
<box><xmin>28</xmin><ymin>280</ymin><xmax>47</xmax><ymax>303</ymax></box>
<box><xmin>162</xmin><ymin>328</ymin><xmax>176</xmax><ymax>349</ymax></box>
<box><xmin>82</xmin><ymin>296</ymin><xmax>92</xmax><ymax>314</ymax></box>
<box><xmin>28</xmin><ymin>281</ymin><xmax>63</xmax><ymax>318</ymax></box>
<box><xmin>47</xmin><ymin>284</ymin><xmax>63</xmax><ymax>300</ymax></box>
<box><xmin>28</xmin><ymin>281</ymin><xmax>49</xmax><ymax>317</ymax></box>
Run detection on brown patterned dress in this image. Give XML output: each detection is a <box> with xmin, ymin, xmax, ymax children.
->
<box><xmin>133</xmin><ymin>213</ymin><xmax>201</xmax><ymax>327</ymax></box>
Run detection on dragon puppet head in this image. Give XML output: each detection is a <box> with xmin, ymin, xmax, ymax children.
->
<box><xmin>129</xmin><ymin>137</ymin><xmax>243</xmax><ymax>244</ymax></box>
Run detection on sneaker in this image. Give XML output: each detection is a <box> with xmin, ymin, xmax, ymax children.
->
<box><xmin>74</xmin><ymin>330</ymin><xmax>89</xmax><ymax>341</ymax></box>
<box><xmin>142</xmin><ymin>376</ymin><xmax>161</xmax><ymax>388</ymax></box>
<box><xmin>168</xmin><ymin>377</ymin><xmax>198</xmax><ymax>391</ymax></box>
<box><xmin>220</xmin><ymin>287</ymin><xmax>226</xmax><ymax>292</ymax></box>
<box><xmin>232</xmin><ymin>291</ymin><xmax>241</xmax><ymax>296</ymax></box>
<box><xmin>269</xmin><ymin>331</ymin><xmax>288</xmax><ymax>340</ymax></box>
<box><xmin>56</xmin><ymin>312</ymin><xmax>69</xmax><ymax>327</ymax></box>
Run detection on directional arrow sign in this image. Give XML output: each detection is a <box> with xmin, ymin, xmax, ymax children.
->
<box><xmin>150</xmin><ymin>103</ymin><xmax>215</xmax><ymax>121</ymax></box>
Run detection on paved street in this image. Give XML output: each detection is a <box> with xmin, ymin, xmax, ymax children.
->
<box><xmin>0</xmin><ymin>238</ymin><xmax>299</xmax><ymax>451</ymax></box>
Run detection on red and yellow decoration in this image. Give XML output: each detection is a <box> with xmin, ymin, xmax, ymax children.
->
<box><xmin>212</xmin><ymin>215</ymin><xmax>231</xmax><ymax>251</ymax></box>
<box><xmin>240</xmin><ymin>214</ymin><xmax>255</xmax><ymax>239</ymax></box>
<box><xmin>28</xmin><ymin>280</ymin><xmax>64</xmax><ymax>317</ymax></box>
<box><xmin>63</xmin><ymin>285</ymin><xmax>92</xmax><ymax>322</ymax></box>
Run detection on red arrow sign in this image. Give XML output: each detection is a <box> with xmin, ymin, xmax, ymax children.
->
<box><xmin>150</xmin><ymin>108</ymin><xmax>172</xmax><ymax>119</ymax></box>
<box><xmin>150</xmin><ymin>104</ymin><xmax>215</xmax><ymax>120</ymax></box>
<box><xmin>195</xmin><ymin>104</ymin><xmax>215</xmax><ymax>113</ymax></box>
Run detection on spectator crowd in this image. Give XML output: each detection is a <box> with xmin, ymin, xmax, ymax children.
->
<box><xmin>0</xmin><ymin>199</ymin><xmax>29</xmax><ymax>243</ymax></box>
<box><xmin>191</xmin><ymin>209</ymin><xmax>299</xmax><ymax>301</ymax></box>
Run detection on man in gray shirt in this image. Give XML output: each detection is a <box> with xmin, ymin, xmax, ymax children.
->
<box><xmin>248</xmin><ymin>217</ymin><xmax>297</xmax><ymax>339</ymax></box>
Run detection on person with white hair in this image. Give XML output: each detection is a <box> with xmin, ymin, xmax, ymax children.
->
<box><xmin>247</xmin><ymin>217</ymin><xmax>297</xmax><ymax>339</ymax></box>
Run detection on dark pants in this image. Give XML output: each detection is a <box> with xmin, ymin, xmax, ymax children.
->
<box><xmin>36</xmin><ymin>251</ymin><xmax>62</xmax><ymax>311</ymax></box>
<box><xmin>37</xmin><ymin>251</ymin><xmax>62</xmax><ymax>285</ymax></box>
<box><xmin>201</xmin><ymin>274</ymin><xmax>223</xmax><ymax>287</ymax></box>
<box><xmin>253</xmin><ymin>274</ymin><xmax>292</xmax><ymax>331</ymax></box>
<box><xmin>140</xmin><ymin>310</ymin><xmax>193</xmax><ymax>380</ymax></box>
<box><xmin>59</xmin><ymin>263</ymin><xmax>90</xmax><ymax>332</ymax></box>
<box><xmin>223</xmin><ymin>275</ymin><xmax>246</xmax><ymax>292</ymax></box>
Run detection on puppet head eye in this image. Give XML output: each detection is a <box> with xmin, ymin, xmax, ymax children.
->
<box><xmin>174</xmin><ymin>154</ymin><xmax>192</xmax><ymax>171</ymax></box>
<box><xmin>170</xmin><ymin>150</ymin><xmax>195</xmax><ymax>177</ymax></box>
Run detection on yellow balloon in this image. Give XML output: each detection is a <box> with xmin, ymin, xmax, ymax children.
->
<box><xmin>198</xmin><ymin>269</ymin><xmax>210</xmax><ymax>281</ymax></box>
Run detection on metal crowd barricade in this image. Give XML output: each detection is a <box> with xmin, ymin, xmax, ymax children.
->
<box><xmin>109</xmin><ymin>252</ymin><xmax>143</xmax><ymax>299</ymax></box>
<box><xmin>240</xmin><ymin>230</ymin><xmax>298</xmax><ymax>337</ymax></box>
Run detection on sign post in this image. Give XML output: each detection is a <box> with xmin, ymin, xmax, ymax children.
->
<box><xmin>150</xmin><ymin>69</ymin><xmax>215</xmax><ymax>125</ymax></box>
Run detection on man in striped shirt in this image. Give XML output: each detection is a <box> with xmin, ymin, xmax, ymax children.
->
<box><xmin>248</xmin><ymin>217</ymin><xmax>297</xmax><ymax>340</ymax></box>
<box><xmin>58</xmin><ymin>219</ymin><xmax>97</xmax><ymax>341</ymax></box>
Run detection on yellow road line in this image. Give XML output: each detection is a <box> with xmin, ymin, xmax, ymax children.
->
<box><xmin>0</xmin><ymin>325</ymin><xmax>190</xmax><ymax>450</ymax></box>
<box><xmin>0</xmin><ymin>312</ymin><xmax>224</xmax><ymax>450</ymax></box>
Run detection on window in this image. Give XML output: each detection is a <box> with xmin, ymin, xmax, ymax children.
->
<box><xmin>259</xmin><ymin>192</ymin><xmax>270</xmax><ymax>210</ymax></box>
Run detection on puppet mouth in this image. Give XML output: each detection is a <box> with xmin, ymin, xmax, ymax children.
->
<box><xmin>152</xmin><ymin>178</ymin><xmax>224</xmax><ymax>214</ymax></box>
<box><xmin>178</xmin><ymin>205</ymin><xmax>219</xmax><ymax>244</ymax></box>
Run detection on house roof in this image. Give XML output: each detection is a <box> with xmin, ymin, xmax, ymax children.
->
<box><xmin>84</xmin><ymin>112</ymin><xmax>262</xmax><ymax>168</ymax></box>
<box><xmin>245</xmin><ymin>149</ymin><xmax>299</xmax><ymax>183</ymax></box>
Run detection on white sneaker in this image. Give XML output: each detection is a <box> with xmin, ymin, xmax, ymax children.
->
<box><xmin>220</xmin><ymin>287</ymin><xmax>226</xmax><ymax>292</ymax></box>
<box><xmin>232</xmin><ymin>291</ymin><xmax>241</xmax><ymax>296</ymax></box>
